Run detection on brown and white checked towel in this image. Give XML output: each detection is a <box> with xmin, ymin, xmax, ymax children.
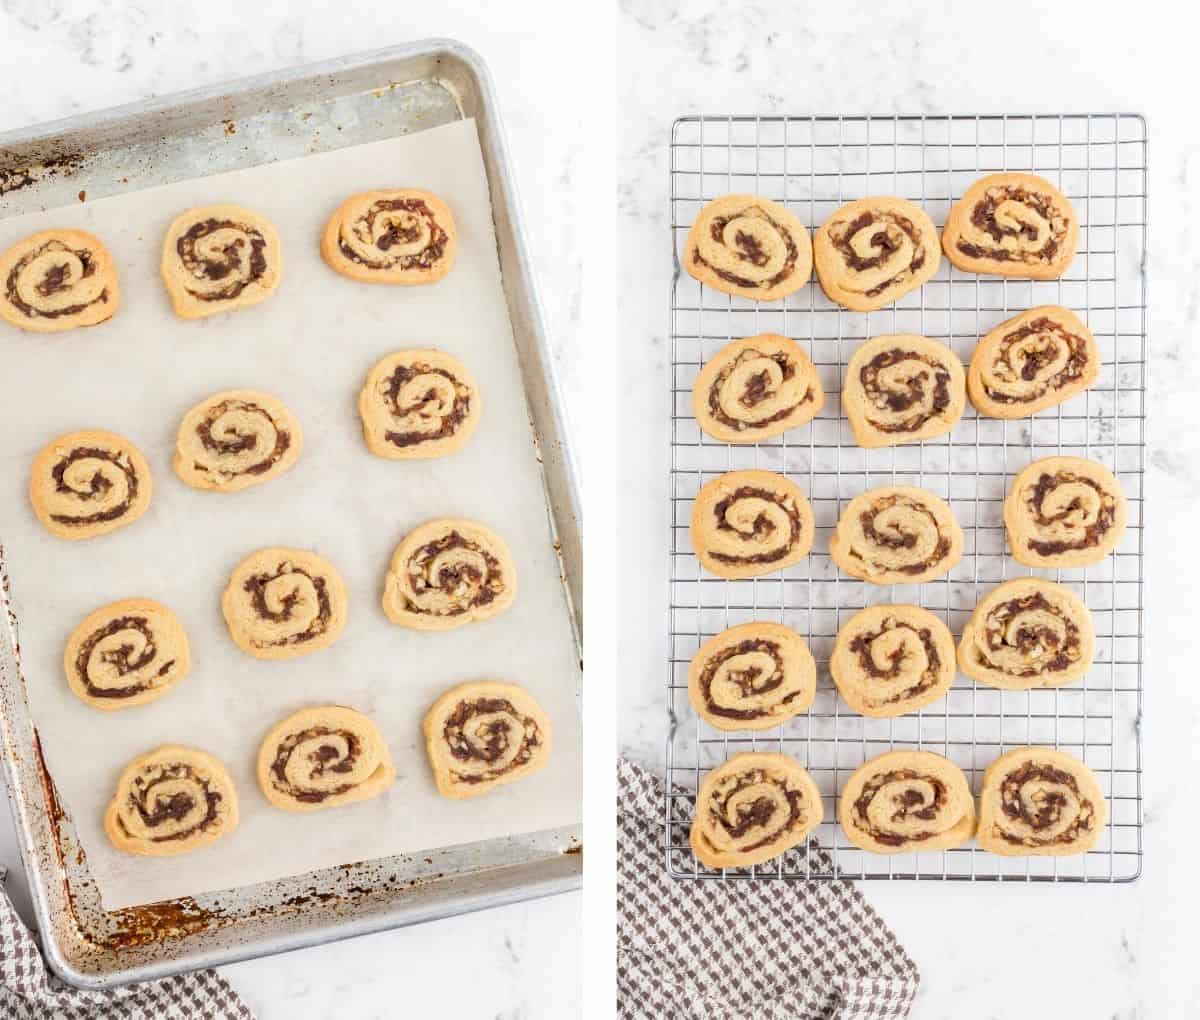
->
<box><xmin>617</xmin><ymin>759</ymin><xmax>919</xmax><ymax>1020</ymax></box>
<box><xmin>0</xmin><ymin>867</ymin><xmax>254</xmax><ymax>1020</ymax></box>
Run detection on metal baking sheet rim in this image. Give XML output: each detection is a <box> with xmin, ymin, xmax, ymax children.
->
<box><xmin>0</xmin><ymin>39</ymin><xmax>582</xmax><ymax>988</ymax></box>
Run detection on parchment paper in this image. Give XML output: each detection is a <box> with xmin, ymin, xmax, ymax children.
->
<box><xmin>0</xmin><ymin>119</ymin><xmax>582</xmax><ymax>910</ymax></box>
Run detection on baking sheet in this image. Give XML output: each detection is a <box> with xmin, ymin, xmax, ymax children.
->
<box><xmin>0</xmin><ymin>117</ymin><xmax>582</xmax><ymax>910</ymax></box>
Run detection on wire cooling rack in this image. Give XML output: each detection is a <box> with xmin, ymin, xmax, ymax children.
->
<box><xmin>665</xmin><ymin>113</ymin><xmax>1147</xmax><ymax>883</ymax></box>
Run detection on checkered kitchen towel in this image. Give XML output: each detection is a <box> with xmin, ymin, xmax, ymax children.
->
<box><xmin>0</xmin><ymin>867</ymin><xmax>254</xmax><ymax>1020</ymax></box>
<box><xmin>617</xmin><ymin>759</ymin><xmax>919</xmax><ymax>1019</ymax></box>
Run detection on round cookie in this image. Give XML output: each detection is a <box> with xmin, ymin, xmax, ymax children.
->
<box><xmin>104</xmin><ymin>745</ymin><xmax>238</xmax><ymax>857</ymax></box>
<box><xmin>829</xmin><ymin>485</ymin><xmax>963</xmax><ymax>584</ymax></box>
<box><xmin>64</xmin><ymin>599</ymin><xmax>190</xmax><ymax>711</ymax></box>
<box><xmin>358</xmin><ymin>349</ymin><xmax>480</xmax><ymax>459</ymax></box>
<box><xmin>29</xmin><ymin>429</ymin><xmax>152</xmax><ymax>541</ymax></box>
<box><xmin>423</xmin><ymin>681</ymin><xmax>552</xmax><ymax>799</ymax></box>
<box><xmin>174</xmin><ymin>389</ymin><xmax>303</xmax><ymax>492</ymax></box>
<box><xmin>257</xmin><ymin>705</ymin><xmax>395</xmax><ymax>813</ymax></box>
<box><xmin>222</xmin><ymin>547</ymin><xmax>348</xmax><ymax>660</ymax></box>
<box><xmin>382</xmin><ymin>519</ymin><xmax>516</xmax><ymax>631</ymax></box>
<box><xmin>321</xmin><ymin>189</ymin><xmax>457</xmax><ymax>285</ymax></box>
<box><xmin>0</xmin><ymin>229</ymin><xmax>119</xmax><ymax>333</ymax></box>
<box><xmin>813</xmin><ymin>196</ymin><xmax>940</xmax><ymax>312</ymax></box>
<box><xmin>160</xmin><ymin>204</ymin><xmax>282</xmax><ymax>319</ymax></box>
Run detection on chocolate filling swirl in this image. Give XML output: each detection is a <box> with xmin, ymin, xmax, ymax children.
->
<box><xmin>983</xmin><ymin>317</ymin><xmax>1090</xmax><ymax>404</ymax></box>
<box><xmin>243</xmin><ymin>566</ymin><xmax>332</xmax><ymax>647</ymax></box>
<box><xmin>125</xmin><ymin>764</ymin><xmax>222</xmax><ymax>843</ymax></box>
<box><xmin>697</xmin><ymin>639</ymin><xmax>794</xmax><ymax>721</ymax></box>
<box><xmin>998</xmin><ymin>762</ymin><xmax>1095</xmax><ymax>847</ymax></box>
<box><xmin>176</xmin><ymin>217</ymin><xmax>268</xmax><ymax>301</ymax></box>
<box><xmin>849</xmin><ymin>624</ymin><xmax>941</xmax><ymax>704</ymax></box>
<box><xmin>74</xmin><ymin>615</ymin><xmax>174</xmax><ymax>700</ymax></box>
<box><xmin>338</xmin><ymin>198</ymin><xmax>449</xmax><ymax>271</ymax></box>
<box><xmin>1024</xmin><ymin>472</ymin><xmax>1115</xmax><ymax>556</ymax></box>
<box><xmin>5</xmin><ymin>240</ymin><xmax>109</xmax><ymax>319</ymax></box>
<box><xmin>830</xmin><ymin>211</ymin><xmax>927</xmax><ymax>297</ymax></box>
<box><xmin>693</xmin><ymin>208</ymin><xmax>800</xmax><ymax>290</ymax></box>
<box><xmin>706</xmin><ymin>350</ymin><xmax>813</xmax><ymax>431</ymax></box>
<box><xmin>981</xmin><ymin>593</ymin><xmax>1080</xmax><ymax>677</ymax></box>
<box><xmin>402</xmin><ymin>531</ymin><xmax>505</xmax><ymax>616</ymax></box>
<box><xmin>442</xmin><ymin>697</ymin><xmax>542</xmax><ymax>785</ymax></box>
<box><xmin>852</xmin><ymin>768</ymin><xmax>947</xmax><ymax>847</ymax></box>
<box><xmin>49</xmin><ymin>446</ymin><xmax>138</xmax><ymax>527</ymax></box>
<box><xmin>957</xmin><ymin>186</ymin><xmax>1066</xmax><ymax>264</ymax></box>
<box><xmin>270</xmin><ymin>727</ymin><xmax>361</xmax><ymax>803</ymax></box>
<box><xmin>707</xmin><ymin>769</ymin><xmax>804</xmax><ymax>854</ymax></box>
<box><xmin>384</xmin><ymin>362</ymin><xmax>470</xmax><ymax>448</ymax></box>
<box><xmin>195</xmin><ymin>399</ymin><xmax>291</xmax><ymax>477</ymax></box>
<box><xmin>860</xmin><ymin>349</ymin><xmax>952</xmax><ymax>433</ymax></box>
<box><xmin>710</xmin><ymin>486</ymin><xmax>802</xmax><ymax>566</ymax></box>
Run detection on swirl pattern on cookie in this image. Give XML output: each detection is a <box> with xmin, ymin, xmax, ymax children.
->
<box><xmin>957</xmin><ymin>578</ymin><xmax>1094</xmax><ymax>690</ymax></box>
<box><xmin>690</xmin><ymin>752</ymin><xmax>823</xmax><ymax>870</ymax></box>
<box><xmin>692</xmin><ymin>334</ymin><xmax>824</xmax><ymax>443</ymax></box>
<box><xmin>839</xmin><ymin>751</ymin><xmax>975</xmax><ymax>854</ymax></box>
<box><xmin>29</xmin><ymin>429</ymin><xmax>152</xmax><ymax>541</ymax></box>
<box><xmin>977</xmin><ymin>747</ymin><xmax>1105</xmax><ymax>856</ymax></box>
<box><xmin>257</xmin><ymin>705</ymin><xmax>395</xmax><ymax>812</ymax></box>
<box><xmin>222</xmin><ymin>547</ymin><xmax>348</xmax><ymax>660</ymax></box>
<box><xmin>104</xmin><ymin>746</ymin><xmax>238</xmax><ymax>857</ymax></box>
<box><xmin>174</xmin><ymin>389</ymin><xmax>302</xmax><ymax>492</ymax></box>
<box><xmin>829</xmin><ymin>486</ymin><xmax>963</xmax><ymax>584</ymax></box>
<box><xmin>1004</xmin><ymin>456</ymin><xmax>1127</xmax><ymax>568</ymax></box>
<box><xmin>830</xmin><ymin>605</ymin><xmax>956</xmax><ymax>718</ymax></box>
<box><xmin>690</xmin><ymin>470</ymin><xmax>814</xmax><ymax>580</ymax></box>
<box><xmin>968</xmin><ymin>306</ymin><xmax>1099</xmax><ymax>418</ymax></box>
<box><xmin>321</xmin><ymin>189</ymin><xmax>456</xmax><ymax>285</ymax></box>
<box><xmin>64</xmin><ymin>599</ymin><xmax>189</xmax><ymax>711</ymax></box>
<box><xmin>942</xmin><ymin>173</ymin><xmax>1079</xmax><ymax>279</ymax></box>
<box><xmin>683</xmin><ymin>194</ymin><xmax>812</xmax><ymax>301</ymax></box>
<box><xmin>382</xmin><ymin>519</ymin><xmax>516</xmax><ymax>631</ymax></box>
<box><xmin>813</xmin><ymin>197</ymin><xmax>940</xmax><ymax>312</ymax></box>
<box><xmin>688</xmin><ymin>622</ymin><xmax>816</xmax><ymax>731</ymax></box>
<box><xmin>843</xmin><ymin>334</ymin><xmax>966</xmax><ymax>448</ymax></box>
<box><xmin>160</xmin><ymin>205</ymin><xmax>282</xmax><ymax>319</ymax></box>
<box><xmin>358</xmin><ymin>349</ymin><xmax>480</xmax><ymax>459</ymax></box>
<box><xmin>0</xmin><ymin>229</ymin><xmax>119</xmax><ymax>333</ymax></box>
<box><xmin>424</xmin><ymin>681</ymin><xmax>552</xmax><ymax>799</ymax></box>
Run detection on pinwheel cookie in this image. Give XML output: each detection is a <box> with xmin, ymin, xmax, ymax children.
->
<box><xmin>839</xmin><ymin>751</ymin><xmax>975</xmax><ymax>854</ymax></box>
<box><xmin>424</xmin><ymin>681</ymin><xmax>552</xmax><ymax>799</ymax></box>
<box><xmin>692</xmin><ymin>334</ymin><xmax>823</xmax><ymax>443</ymax></box>
<box><xmin>843</xmin><ymin>334</ymin><xmax>965</xmax><ymax>447</ymax></box>
<box><xmin>957</xmin><ymin>578</ymin><xmax>1094</xmax><ymax>690</ymax></box>
<box><xmin>829</xmin><ymin>486</ymin><xmax>963</xmax><ymax>584</ymax></box>
<box><xmin>942</xmin><ymin>173</ymin><xmax>1079</xmax><ymax>279</ymax></box>
<box><xmin>322</xmin><ymin>189</ymin><xmax>456</xmax><ymax>284</ymax></box>
<box><xmin>687</xmin><ymin>622</ymin><xmax>816</xmax><ymax>731</ymax></box>
<box><xmin>29</xmin><ymin>429</ymin><xmax>152</xmax><ymax>540</ymax></box>
<box><xmin>104</xmin><ymin>746</ymin><xmax>238</xmax><ymax>857</ymax></box>
<box><xmin>683</xmin><ymin>194</ymin><xmax>812</xmax><ymax>301</ymax></box>
<box><xmin>690</xmin><ymin>470</ymin><xmax>814</xmax><ymax>580</ymax></box>
<box><xmin>174</xmin><ymin>390</ymin><xmax>302</xmax><ymax>492</ymax></box>
<box><xmin>161</xmin><ymin>205</ymin><xmax>282</xmax><ymax>318</ymax></box>
<box><xmin>690</xmin><ymin>752</ymin><xmax>823</xmax><ymax>869</ymax></box>
<box><xmin>1004</xmin><ymin>456</ymin><xmax>1127</xmax><ymax>568</ymax></box>
<box><xmin>968</xmin><ymin>306</ymin><xmax>1099</xmax><ymax>418</ymax></box>
<box><xmin>813</xmin><ymin>197</ymin><xmax>940</xmax><ymax>312</ymax></box>
<box><xmin>0</xmin><ymin>229</ymin><xmax>119</xmax><ymax>332</ymax></box>
<box><xmin>977</xmin><ymin>747</ymin><xmax>1105</xmax><ymax>856</ymax></box>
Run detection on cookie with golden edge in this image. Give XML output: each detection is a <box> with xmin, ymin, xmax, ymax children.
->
<box><xmin>0</xmin><ymin>228</ymin><xmax>119</xmax><ymax>333</ymax></box>
<box><xmin>322</xmin><ymin>188</ymin><xmax>456</xmax><ymax>284</ymax></box>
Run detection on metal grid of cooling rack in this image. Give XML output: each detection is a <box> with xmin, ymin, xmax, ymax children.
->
<box><xmin>664</xmin><ymin>113</ymin><xmax>1146</xmax><ymax>883</ymax></box>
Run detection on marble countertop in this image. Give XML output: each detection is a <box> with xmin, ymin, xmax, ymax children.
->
<box><xmin>619</xmin><ymin>2</ymin><xmax>1198</xmax><ymax>1016</ymax></box>
<box><xmin>0</xmin><ymin>4</ymin><xmax>581</xmax><ymax>1018</ymax></box>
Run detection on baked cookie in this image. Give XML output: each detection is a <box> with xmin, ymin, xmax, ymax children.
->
<box><xmin>382</xmin><ymin>519</ymin><xmax>516</xmax><ymax>631</ymax></box>
<box><xmin>0</xmin><ymin>229</ymin><xmax>119</xmax><ymax>333</ymax></box>
<box><xmin>830</xmin><ymin>605</ymin><xmax>956</xmax><ymax>718</ymax></box>
<box><xmin>690</xmin><ymin>470</ymin><xmax>814</xmax><ymax>580</ymax></box>
<box><xmin>174</xmin><ymin>389</ymin><xmax>303</xmax><ymax>492</ymax></box>
<box><xmin>160</xmin><ymin>205</ymin><xmax>282</xmax><ymax>319</ymax></box>
<box><xmin>423</xmin><ymin>681</ymin><xmax>552</xmax><ymax>799</ymax></box>
<box><xmin>687</xmin><ymin>622</ymin><xmax>816</xmax><ymax>731</ymax></box>
<box><xmin>358</xmin><ymin>349</ymin><xmax>480</xmax><ymax>459</ymax></box>
<box><xmin>829</xmin><ymin>486</ymin><xmax>963</xmax><ymax>584</ymax></box>
<box><xmin>957</xmin><ymin>577</ymin><xmax>1094</xmax><ymax>690</ymax></box>
<box><xmin>968</xmin><ymin>306</ymin><xmax>1099</xmax><ymax>419</ymax></box>
<box><xmin>691</xmin><ymin>334</ymin><xmax>824</xmax><ymax>443</ymax></box>
<box><xmin>64</xmin><ymin>599</ymin><xmax>189</xmax><ymax>711</ymax></box>
<box><xmin>942</xmin><ymin>173</ymin><xmax>1079</xmax><ymax>279</ymax></box>
<box><xmin>257</xmin><ymin>705</ymin><xmax>395</xmax><ymax>813</ymax></box>
<box><xmin>690</xmin><ymin>752</ymin><xmax>823</xmax><ymax>870</ymax></box>
<box><xmin>104</xmin><ymin>745</ymin><xmax>238</xmax><ymax>857</ymax></box>
<box><xmin>222</xmin><ymin>547</ymin><xmax>348</xmax><ymax>660</ymax></box>
<box><xmin>813</xmin><ymin>197</ymin><xmax>940</xmax><ymax>312</ymax></box>
<box><xmin>977</xmin><ymin>747</ymin><xmax>1105</xmax><ymax>857</ymax></box>
<box><xmin>839</xmin><ymin>750</ymin><xmax>975</xmax><ymax>854</ymax></box>
<box><xmin>1004</xmin><ymin>456</ymin><xmax>1127</xmax><ymax>568</ymax></box>
<box><xmin>29</xmin><ymin>429</ymin><xmax>152</xmax><ymax>541</ymax></box>
<box><xmin>321</xmin><ymin>189</ymin><xmax>456</xmax><ymax>285</ymax></box>
<box><xmin>683</xmin><ymin>194</ymin><xmax>812</xmax><ymax>301</ymax></box>
<box><xmin>843</xmin><ymin>334</ymin><xmax>965</xmax><ymax>447</ymax></box>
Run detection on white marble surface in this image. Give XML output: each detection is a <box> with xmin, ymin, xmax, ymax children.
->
<box><xmin>619</xmin><ymin>2</ymin><xmax>1198</xmax><ymax>1016</ymax></box>
<box><xmin>0</xmin><ymin>2</ymin><xmax>581</xmax><ymax>1017</ymax></box>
